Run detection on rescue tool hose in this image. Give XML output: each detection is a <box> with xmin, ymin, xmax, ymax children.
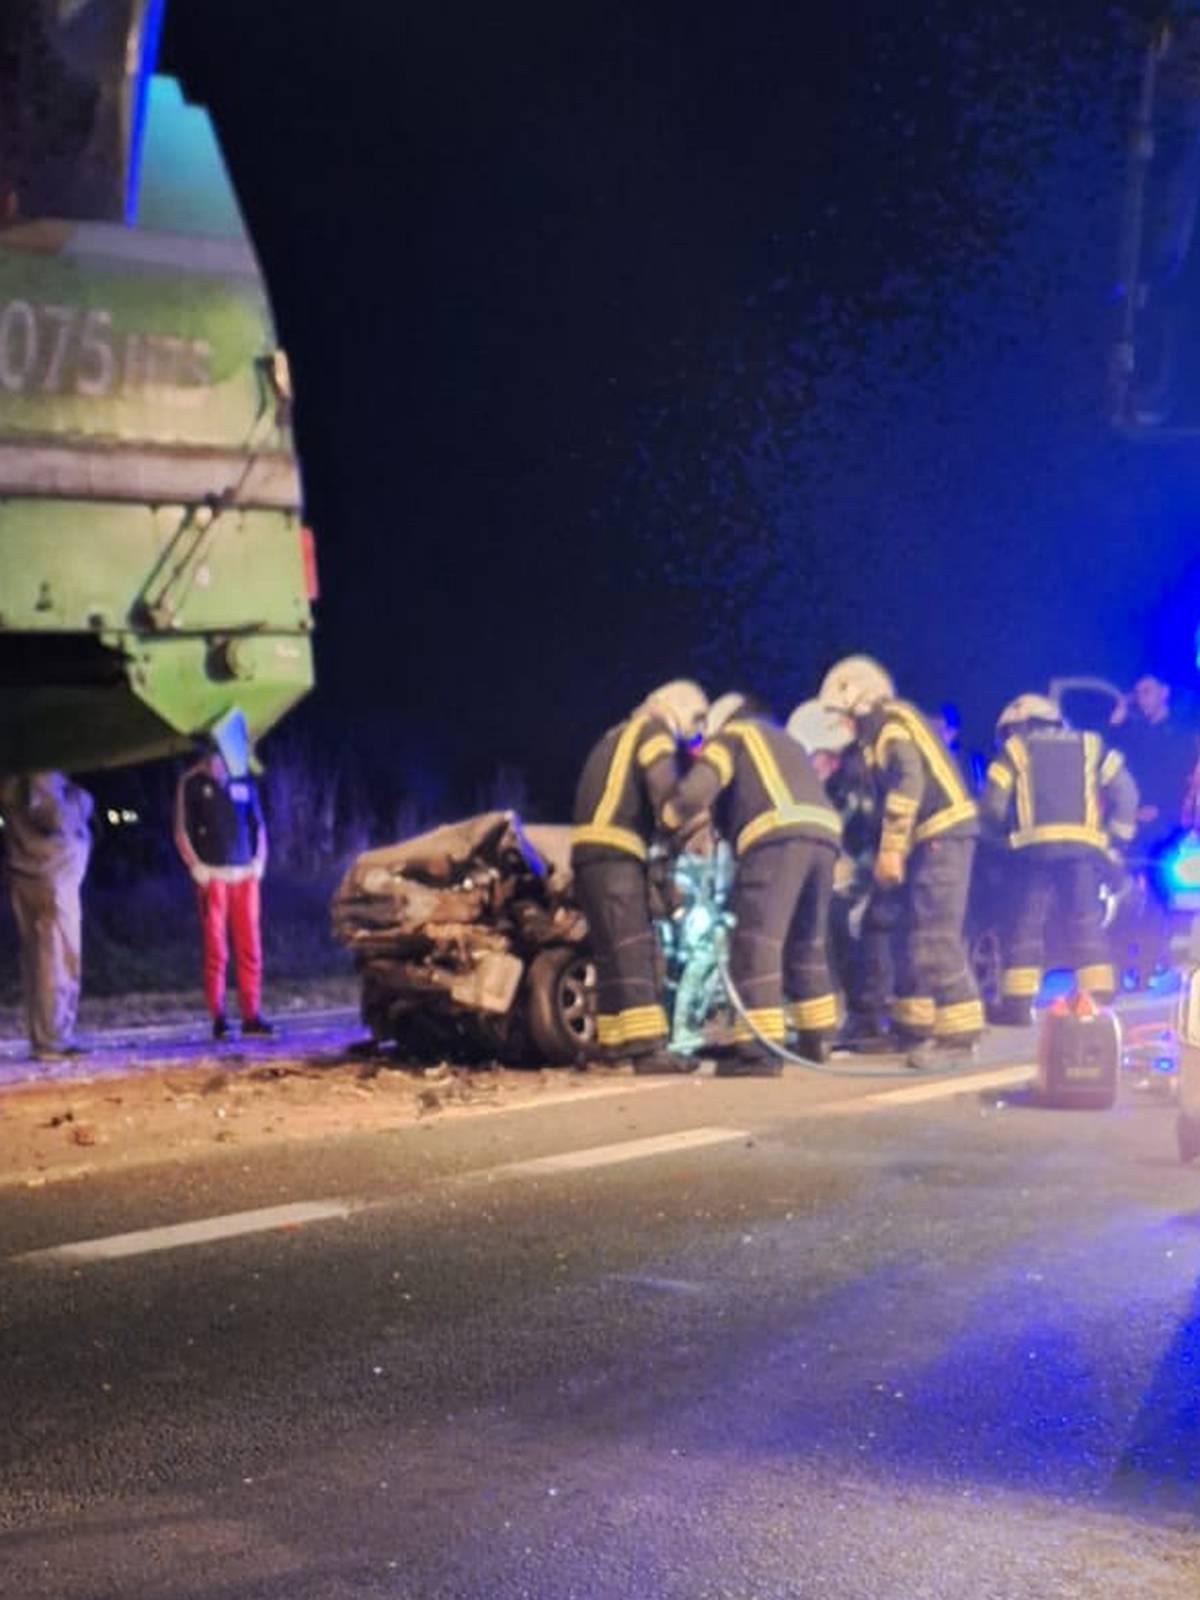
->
<box><xmin>714</xmin><ymin>957</ymin><xmax>993</xmax><ymax>1080</ymax></box>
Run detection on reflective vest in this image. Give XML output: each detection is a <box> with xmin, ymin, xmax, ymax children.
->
<box><xmin>983</xmin><ymin>727</ymin><xmax>1135</xmax><ymax>853</ymax></box>
<box><xmin>571</xmin><ymin>713</ymin><xmax>677</xmax><ymax>861</ymax></box>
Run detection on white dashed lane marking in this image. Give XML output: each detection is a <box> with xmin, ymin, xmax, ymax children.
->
<box><xmin>819</xmin><ymin>1062</ymin><xmax>1037</xmax><ymax>1113</ymax></box>
<box><xmin>9</xmin><ymin>1065</ymin><xmax>1037</xmax><ymax>1265</ymax></box>
<box><xmin>474</xmin><ymin>1125</ymin><xmax>751</xmax><ymax>1178</ymax></box>
<box><xmin>14</xmin><ymin>1200</ymin><xmax>361</xmax><ymax>1264</ymax></box>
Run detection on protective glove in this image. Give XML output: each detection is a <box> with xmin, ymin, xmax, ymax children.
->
<box><xmin>873</xmin><ymin>848</ymin><xmax>906</xmax><ymax>888</ymax></box>
<box><xmin>832</xmin><ymin>852</ymin><xmax>856</xmax><ymax>895</ymax></box>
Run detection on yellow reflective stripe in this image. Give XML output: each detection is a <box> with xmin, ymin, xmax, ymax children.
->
<box><xmin>912</xmin><ymin>800</ymin><xmax>978</xmax><ymax>843</ymax></box>
<box><xmin>622</xmin><ymin>1019</ymin><xmax>670</xmax><ymax>1042</ymax></box>
<box><xmin>1076</xmin><ymin>964</ymin><xmax>1115</xmax><ymax>994</ymax></box>
<box><xmin>596</xmin><ymin>1018</ymin><xmax>623</xmax><ymax>1046</ymax></box>
<box><xmin>593</xmin><ymin>714</ymin><xmax>648</xmax><ymax>829</ymax></box>
<box><xmin>1002</xmin><ymin>966</ymin><xmax>1041</xmax><ymax>997</ymax></box>
<box><xmin>736</xmin><ymin>804</ymin><xmax>842</xmax><ymax>855</ymax></box>
<box><xmin>880</xmin><ymin>825</ymin><xmax>914</xmax><ymax>864</ymax></box>
<box><xmin>986</xmin><ymin>759</ymin><xmax>1014</xmax><ymax>793</ymax></box>
<box><xmin>731</xmin><ymin>1006</ymin><xmax>787</xmax><ymax>1043</ymax></box>
<box><xmin>729</xmin><ymin>720</ymin><xmax>791</xmax><ymax>809</ymax></box>
<box><xmin>886</xmin><ymin>701</ymin><xmax>972</xmax><ymax>809</ymax></box>
<box><xmin>696</xmin><ymin>738</ymin><xmax>734</xmax><ymax>788</ymax></box>
<box><xmin>1006</xmin><ymin>735</ymin><xmax>1033</xmax><ymax>834</ymax></box>
<box><xmin>884</xmin><ymin>793</ymin><xmax>919</xmax><ymax>816</ymax></box>
<box><xmin>660</xmin><ymin>800</ymin><xmax>682</xmax><ymax>830</ymax></box>
<box><xmin>1099</xmin><ymin>747</ymin><xmax>1124</xmax><ymax>785</ymax></box>
<box><xmin>933</xmin><ymin>999</ymin><xmax>985</xmax><ymax>1037</ymax></box>
<box><xmin>1083</xmin><ymin>732</ymin><xmax>1101</xmax><ymax>833</ymax></box>
<box><xmin>617</xmin><ymin>1005</ymin><xmax>667</xmax><ymax>1026</ymax></box>
<box><xmin>638</xmin><ymin>732</ymin><xmax>675</xmax><ymax>768</ymax></box>
<box><xmin>571</xmin><ymin>824</ymin><xmax>648</xmax><ymax>859</ymax></box>
<box><xmin>874</xmin><ymin>724</ymin><xmax>916</xmax><ymax>763</ymax></box>
<box><xmin>790</xmin><ymin>994</ymin><xmax>840</xmax><ymax>1028</ymax></box>
<box><xmin>596</xmin><ymin>1004</ymin><xmax>668</xmax><ymax>1047</ymax></box>
<box><xmin>1009</xmin><ymin>823</ymin><xmax>1108</xmax><ymax>850</ymax></box>
<box><xmin>892</xmin><ymin>996</ymin><xmax>936</xmax><ymax>1027</ymax></box>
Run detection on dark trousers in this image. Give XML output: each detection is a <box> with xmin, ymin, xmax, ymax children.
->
<box><xmin>832</xmin><ymin>887</ymin><xmax>900</xmax><ymax>1030</ymax></box>
<box><xmin>729</xmin><ymin>837</ymin><xmax>838</xmax><ymax>1047</ymax></box>
<box><xmin>892</xmin><ymin>836</ymin><xmax>983</xmax><ymax>1044</ymax></box>
<box><xmin>1000</xmin><ymin>851</ymin><xmax>1113</xmax><ymax>1004</ymax></box>
<box><xmin>573</xmin><ymin>854</ymin><xmax>667</xmax><ymax>1055</ymax></box>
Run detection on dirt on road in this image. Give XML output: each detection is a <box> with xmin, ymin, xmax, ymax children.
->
<box><xmin>0</xmin><ymin>1049</ymin><xmax>600</xmax><ymax>1189</ymax></box>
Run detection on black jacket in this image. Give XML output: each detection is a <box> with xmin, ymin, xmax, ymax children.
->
<box><xmin>571</xmin><ymin>713</ymin><xmax>679</xmax><ymax>863</ymax></box>
<box><xmin>663</xmin><ymin>715</ymin><xmax>841</xmax><ymax>857</ymax></box>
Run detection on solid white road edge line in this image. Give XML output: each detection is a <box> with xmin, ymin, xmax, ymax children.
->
<box><xmin>14</xmin><ymin>1200</ymin><xmax>362</xmax><ymax>1264</ymax></box>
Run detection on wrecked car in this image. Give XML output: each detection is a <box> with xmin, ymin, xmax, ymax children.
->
<box><xmin>331</xmin><ymin>811</ymin><xmax>735</xmax><ymax>1065</ymax></box>
<box><xmin>331</xmin><ymin>811</ymin><xmax>597</xmax><ymax>1063</ymax></box>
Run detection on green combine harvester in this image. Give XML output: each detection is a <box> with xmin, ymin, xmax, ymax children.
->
<box><xmin>0</xmin><ymin>0</ymin><xmax>314</xmax><ymax>774</ymax></box>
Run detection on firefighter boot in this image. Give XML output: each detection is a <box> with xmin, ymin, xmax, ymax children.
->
<box><xmin>906</xmin><ymin>1037</ymin><xmax>980</xmax><ymax>1072</ymax></box>
<box><xmin>792</xmin><ymin>1030</ymin><xmax>831</xmax><ymax>1064</ymax></box>
<box><xmin>987</xmin><ymin>997</ymin><xmax>1033</xmax><ymax>1027</ymax></box>
<box><xmin>630</xmin><ymin>1048</ymin><xmax>701</xmax><ymax>1075</ymax></box>
<box><xmin>715</xmin><ymin>1045</ymin><xmax>782</xmax><ymax>1078</ymax></box>
<box><xmin>836</xmin><ymin>1013</ymin><xmax>895</xmax><ymax>1055</ymax></box>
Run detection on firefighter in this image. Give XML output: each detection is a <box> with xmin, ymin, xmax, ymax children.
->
<box><xmin>663</xmin><ymin>692</ymin><xmax>843</xmax><ymax>1075</ymax></box>
<box><xmin>820</xmin><ymin>655</ymin><xmax>984</xmax><ymax>1067</ymax></box>
<box><xmin>981</xmin><ymin>694</ymin><xmax>1138</xmax><ymax>1021</ymax></box>
<box><xmin>571</xmin><ymin>679</ymin><xmax>708</xmax><ymax>1072</ymax></box>
<box><xmin>788</xmin><ymin>699</ymin><xmax>897</xmax><ymax>1052</ymax></box>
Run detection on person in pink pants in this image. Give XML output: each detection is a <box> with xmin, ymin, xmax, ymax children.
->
<box><xmin>174</xmin><ymin>745</ymin><xmax>273</xmax><ymax>1041</ymax></box>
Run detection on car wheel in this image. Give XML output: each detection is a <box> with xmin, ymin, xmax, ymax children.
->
<box><xmin>525</xmin><ymin>946</ymin><xmax>596</xmax><ymax>1064</ymax></box>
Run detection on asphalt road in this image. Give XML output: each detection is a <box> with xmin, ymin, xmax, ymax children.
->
<box><xmin>0</xmin><ymin>1006</ymin><xmax>1196</xmax><ymax>1599</ymax></box>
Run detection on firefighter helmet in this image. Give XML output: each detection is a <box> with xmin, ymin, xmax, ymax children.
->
<box><xmin>786</xmin><ymin>699</ymin><xmax>855</xmax><ymax>755</ymax></box>
<box><xmin>819</xmin><ymin>655</ymin><xmax>895</xmax><ymax>716</ymax></box>
<box><xmin>641</xmin><ymin>679</ymin><xmax>709</xmax><ymax>741</ymax></box>
<box><xmin>995</xmin><ymin>693</ymin><xmax>1062</xmax><ymax>736</ymax></box>
<box><xmin>705</xmin><ymin>692</ymin><xmax>746</xmax><ymax>736</ymax></box>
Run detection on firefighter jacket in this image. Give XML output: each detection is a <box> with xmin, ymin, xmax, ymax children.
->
<box><xmin>661</xmin><ymin>715</ymin><xmax>842</xmax><ymax>857</ymax></box>
<box><xmin>174</xmin><ymin>762</ymin><xmax>267</xmax><ymax>885</ymax></box>
<box><xmin>859</xmin><ymin>699</ymin><xmax>978</xmax><ymax>863</ymax></box>
<box><xmin>981</xmin><ymin>727</ymin><xmax>1138</xmax><ymax>857</ymax></box>
<box><xmin>571</xmin><ymin>713</ymin><xmax>679</xmax><ymax>863</ymax></box>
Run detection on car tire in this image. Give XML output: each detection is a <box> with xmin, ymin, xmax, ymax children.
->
<box><xmin>525</xmin><ymin>946</ymin><xmax>596</xmax><ymax>1064</ymax></box>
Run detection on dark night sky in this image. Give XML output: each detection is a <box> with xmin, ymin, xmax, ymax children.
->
<box><xmin>159</xmin><ymin>1</ymin><xmax>1200</xmax><ymax>817</ymax></box>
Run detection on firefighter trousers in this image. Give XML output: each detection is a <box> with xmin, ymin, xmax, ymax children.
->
<box><xmin>892</xmin><ymin>837</ymin><xmax>983</xmax><ymax>1044</ymax></box>
<box><xmin>831</xmin><ymin>887</ymin><xmax>900</xmax><ymax>1031</ymax></box>
<box><xmin>1000</xmin><ymin>851</ymin><xmax>1113</xmax><ymax>1005</ymax></box>
<box><xmin>728</xmin><ymin>837</ymin><xmax>839</xmax><ymax>1049</ymax></box>
<box><xmin>573</xmin><ymin>855</ymin><xmax>668</xmax><ymax>1056</ymax></box>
